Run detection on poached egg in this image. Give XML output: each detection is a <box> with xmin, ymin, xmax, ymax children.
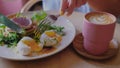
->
<box><xmin>40</xmin><ymin>30</ymin><xmax>62</xmax><ymax>47</ymax></box>
<box><xmin>16</xmin><ymin>36</ymin><xmax>43</xmax><ymax>55</ymax></box>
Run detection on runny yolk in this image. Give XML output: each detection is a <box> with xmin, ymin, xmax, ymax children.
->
<box><xmin>45</xmin><ymin>31</ymin><xmax>56</xmax><ymax>37</ymax></box>
<box><xmin>22</xmin><ymin>40</ymin><xmax>41</xmax><ymax>52</ymax></box>
<box><xmin>45</xmin><ymin>31</ymin><xmax>62</xmax><ymax>42</ymax></box>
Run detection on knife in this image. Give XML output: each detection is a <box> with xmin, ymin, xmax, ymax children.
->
<box><xmin>0</xmin><ymin>13</ymin><xmax>25</xmax><ymax>34</ymax></box>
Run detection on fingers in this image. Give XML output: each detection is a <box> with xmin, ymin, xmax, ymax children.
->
<box><xmin>76</xmin><ymin>0</ymin><xmax>87</xmax><ymax>8</ymax></box>
<box><xmin>60</xmin><ymin>0</ymin><xmax>87</xmax><ymax>16</ymax></box>
<box><xmin>60</xmin><ymin>0</ymin><xmax>76</xmax><ymax>16</ymax></box>
<box><xmin>60</xmin><ymin>0</ymin><xmax>69</xmax><ymax>15</ymax></box>
<box><xmin>66</xmin><ymin>0</ymin><xmax>76</xmax><ymax>16</ymax></box>
<box><xmin>76</xmin><ymin>0</ymin><xmax>82</xmax><ymax>8</ymax></box>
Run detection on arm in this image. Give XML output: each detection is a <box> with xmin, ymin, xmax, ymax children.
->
<box><xmin>60</xmin><ymin>0</ymin><xmax>87</xmax><ymax>16</ymax></box>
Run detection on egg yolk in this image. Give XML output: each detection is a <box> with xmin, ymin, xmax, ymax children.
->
<box><xmin>45</xmin><ymin>31</ymin><xmax>62</xmax><ymax>42</ymax></box>
<box><xmin>45</xmin><ymin>31</ymin><xmax>56</xmax><ymax>37</ymax></box>
<box><xmin>56</xmin><ymin>35</ymin><xmax>62</xmax><ymax>42</ymax></box>
<box><xmin>22</xmin><ymin>40</ymin><xmax>42</xmax><ymax>52</ymax></box>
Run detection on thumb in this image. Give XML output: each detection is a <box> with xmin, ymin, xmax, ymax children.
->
<box><xmin>60</xmin><ymin>0</ymin><xmax>69</xmax><ymax>15</ymax></box>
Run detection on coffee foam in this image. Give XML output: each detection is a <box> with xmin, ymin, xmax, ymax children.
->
<box><xmin>86</xmin><ymin>12</ymin><xmax>114</xmax><ymax>25</ymax></box>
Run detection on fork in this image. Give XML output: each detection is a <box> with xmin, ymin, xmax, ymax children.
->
<box><xmin>34</xmin><ymin>15</ymin><xmax>58</xmax><ymax>38</ymax></box>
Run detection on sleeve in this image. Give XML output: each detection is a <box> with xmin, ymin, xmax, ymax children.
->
<box><xmin>75</xmin><ymin>3</ymin><xmax>91</xmax><ymax>13</ymax></box>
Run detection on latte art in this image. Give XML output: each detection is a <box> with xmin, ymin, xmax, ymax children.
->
<box><xmin>87</xmin><ymin>13</ymin><xmax>114</xmax><ymax>24</ymax></box>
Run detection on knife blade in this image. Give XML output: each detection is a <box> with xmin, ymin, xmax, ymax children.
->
<box><xmin>0</xmin><ymin>13</ymin><xmax>25</xmax><ymax>34</ymax></box>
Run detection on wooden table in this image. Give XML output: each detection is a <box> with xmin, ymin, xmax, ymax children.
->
<box><xmin>0</xmin><ymin>12</ymin><xmax>120</xmax><ymax>68</ymax></box>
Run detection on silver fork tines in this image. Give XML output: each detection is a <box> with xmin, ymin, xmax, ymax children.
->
<box><xmin>34</xmin><ymin>16</ymin><xmax>51</xmax><ymax>38</ymax></box>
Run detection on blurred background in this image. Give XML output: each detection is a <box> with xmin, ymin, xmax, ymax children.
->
<box><xmin>0</xmin><ymin>0</ymin><xmax>120</xmax><ymax>20</ymax></box>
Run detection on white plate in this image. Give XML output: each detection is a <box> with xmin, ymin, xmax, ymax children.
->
<box><xmin>0</xmin><ymin>11</ymin><xmax>76</xmax><ymax>61</ymax></box>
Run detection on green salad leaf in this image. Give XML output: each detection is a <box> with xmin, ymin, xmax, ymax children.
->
<box><xmin>0</xmin><ymin>32</ymin><xmax>21</xmax><ymax>47</ymax></box>
<box><xmin>32</xmin><ymin>10</ymin><xmax>47</xmax><ymax>23</ymax></box>
<box><xmin>37</xmin><ymin>23</ymin><xmax>65</xmax><ymax>36</ymax></box>
<box><xmin>0</xmin><ymin>24</ymin><xmax>21</xmax><ymax>47</ymax></box>
<box><xmin>4</xmin><ymin>32</ymin><xmax>21</xmax><ymax>47</ymax></box>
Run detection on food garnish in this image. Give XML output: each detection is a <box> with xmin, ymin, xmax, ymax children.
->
<box><xmin>0</xmin><ymin>24</ymin><xmax>21</xmax><ymax>47</ymax></box>
<box><xmin>32</xmin><ymin>10</ymin><xmax>47</xmax><ymax>24</ymax></box>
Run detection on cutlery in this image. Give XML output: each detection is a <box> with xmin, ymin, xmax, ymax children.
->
<box><xmin>34</xmin><ymin>15</ymin><xmax>59</xmax><ymax>38</ymax></box>
<box><xmin>0</xmin><ymin>13</ymin><xmax>25</xmax><ymax>34</ymax></box>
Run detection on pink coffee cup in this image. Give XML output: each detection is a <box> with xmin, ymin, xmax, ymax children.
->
<box><xmin>82</xmin><ymin>11</ymin><xmax>116</xmax><ymax>55</ymax></box>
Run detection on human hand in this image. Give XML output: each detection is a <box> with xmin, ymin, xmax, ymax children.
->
<box><xmin>60</xmin><ymin>0</ymin><xmax>87</xmax><ymax>16</ymax></box>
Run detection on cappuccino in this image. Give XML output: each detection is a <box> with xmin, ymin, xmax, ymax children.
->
<box><xmin>83</xmin><ymin>11</ymin><xmax>116</xmax><ymax>55</ymax></box>
<box><xmin>86</xmin><ymin>12</ymin><xmax>115</xmax><ymax>25</ymax></box>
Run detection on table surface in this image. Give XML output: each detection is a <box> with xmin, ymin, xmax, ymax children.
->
<box><xmin>0</xmin><ymin>12</ymin><xmax>120</xmax><ymax>68</ymax></box>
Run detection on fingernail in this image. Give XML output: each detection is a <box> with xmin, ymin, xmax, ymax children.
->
<box><xmin>60</xmin><ymin>11</ymin><xmax>64</xmax><ymax>16</ymax></box>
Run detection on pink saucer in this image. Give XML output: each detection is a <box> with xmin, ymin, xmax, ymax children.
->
<box><xmin>72</xmin><ymin>33</ymin><xmax>119</xmax><ymax>60</ymax></box>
